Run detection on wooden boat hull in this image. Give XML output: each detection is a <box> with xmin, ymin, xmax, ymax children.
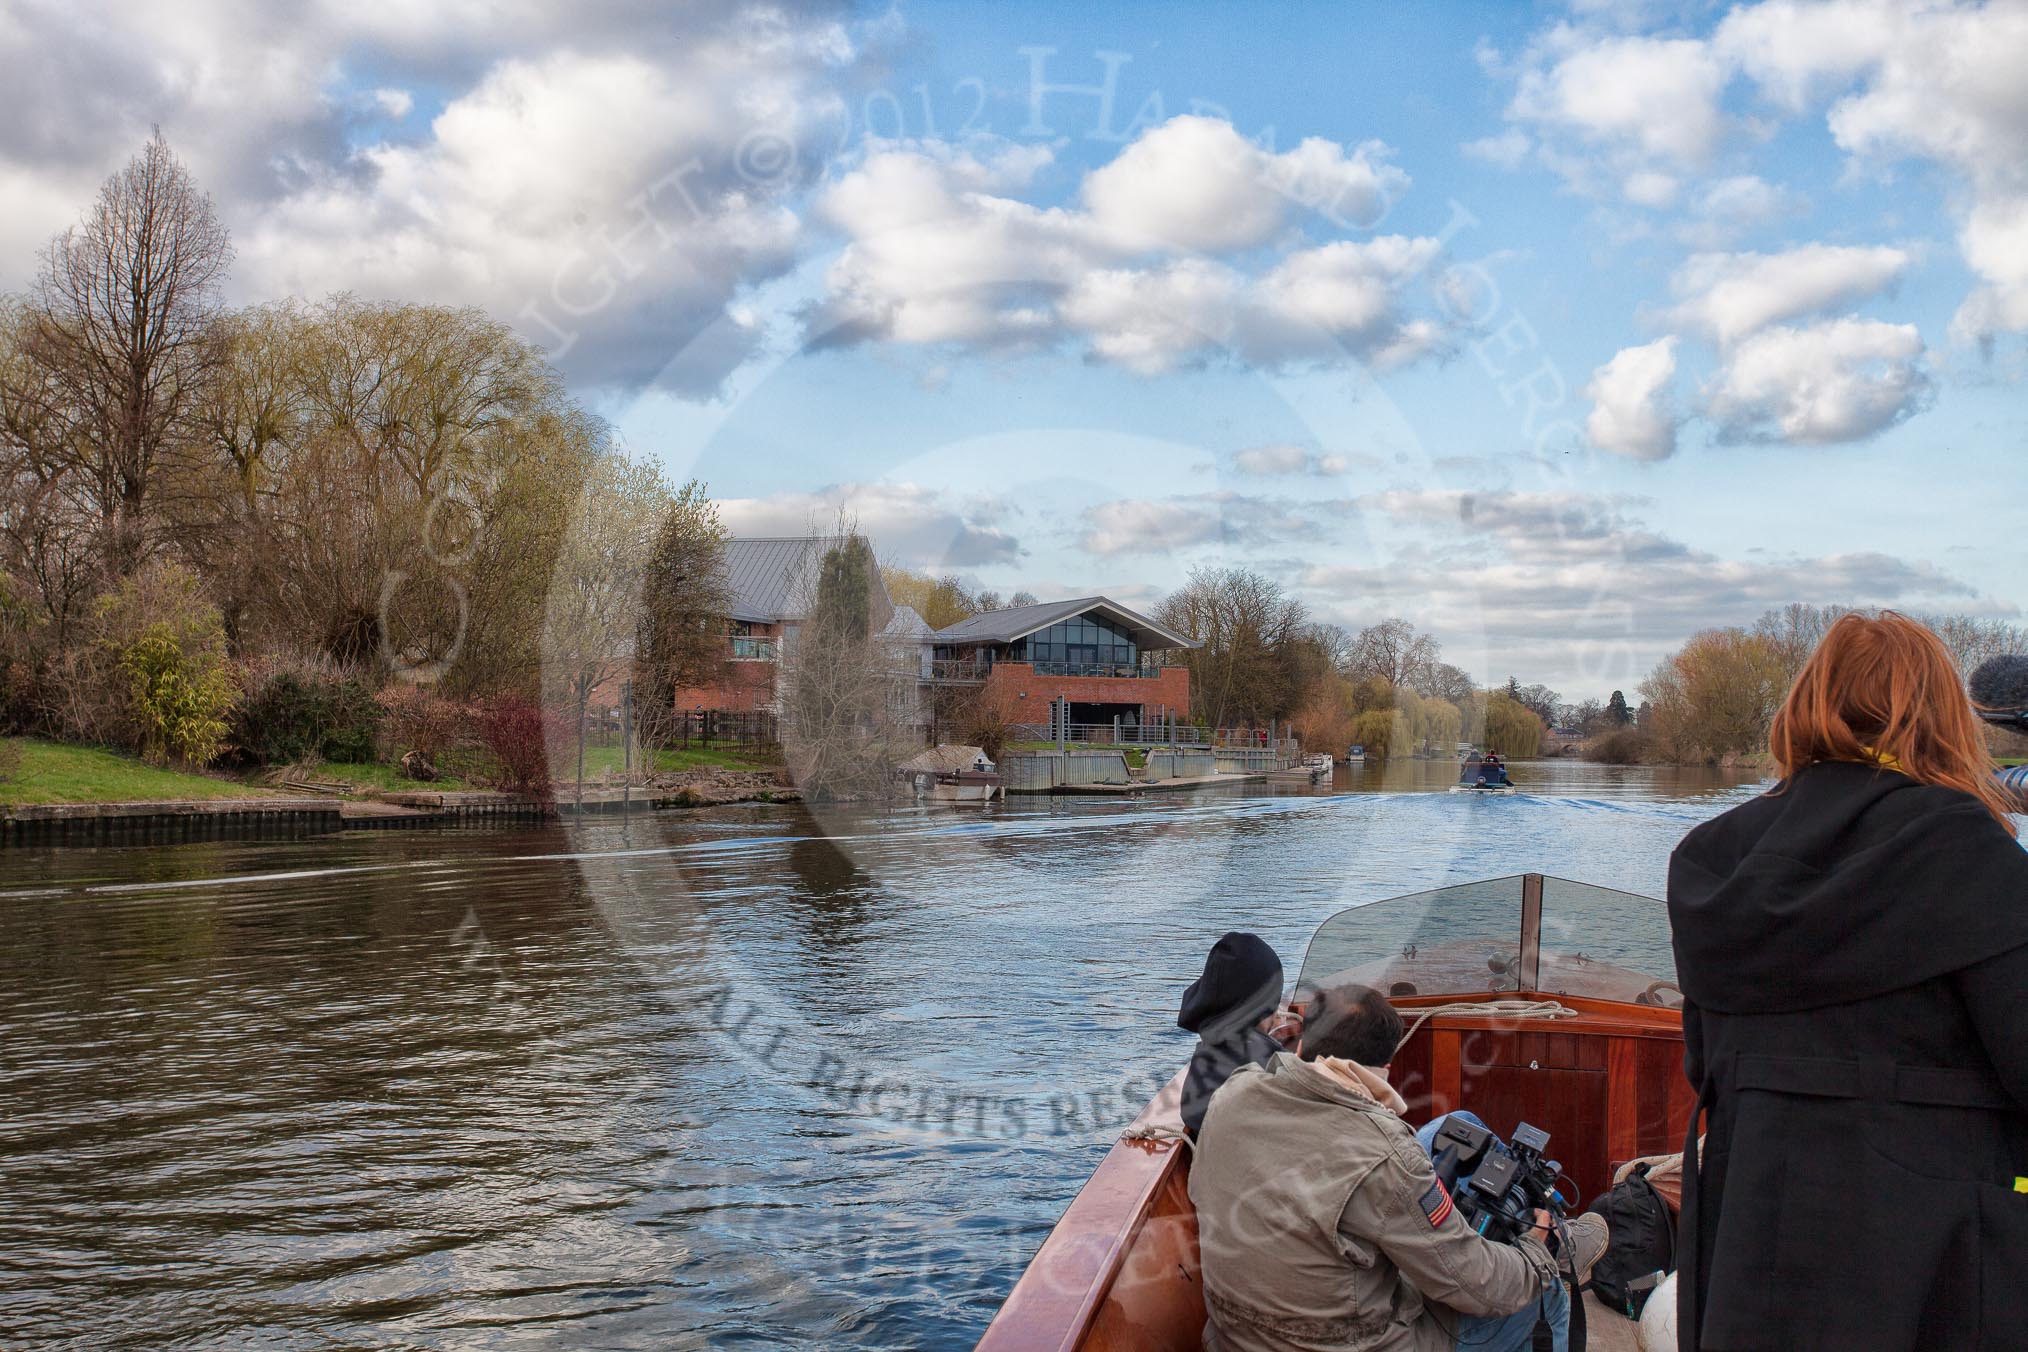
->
<box><xmin>979</xmin><ymin>993</ymin><xmax>1690</xmax><ymax>1350</ymax></box>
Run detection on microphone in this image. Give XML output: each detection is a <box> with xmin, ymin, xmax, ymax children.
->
<box><xmin>1968</xmin><ymin>655</ymin><xmax>2028</xmax><ymax>730</ymax></box>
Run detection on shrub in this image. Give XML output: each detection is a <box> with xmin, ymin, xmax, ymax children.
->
<box><xmin>475</xmin><ymin>697</ymin><xmax>553</xmax><ymax>797</ymax></box>
<box><xmin>1582</xmin><ymin>727</ymin><xmax>1649</xmax><ymax>765</ymax></box>
<box><xmin>958</xmin><ymin>689</ymin><xmax>1011</xmax><ymax>761</ymax></box>
<box><xmin>375</xmin><ymin>682</ymin><xmax>469</xmax><ymax>766</ymax></box>
<box><xmin>229</xmin><ymin>661</ymin><xmax>382</xmax><ymax>766</ymax></box>
<box><xmin>120</xmin><ymin>623</ymin><xmax>234</xmax><ymax>765</ymax></box>
<box><xmin>64</xmin><ymin>563</ymin><xmax>235</xmax><ymax>758</ymax></box>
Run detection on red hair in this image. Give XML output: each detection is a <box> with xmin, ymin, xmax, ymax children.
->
<box><xmin>1769</xmin><ymin>611</ymin><xmax>2016</xmax><ymax>832</ymax></box>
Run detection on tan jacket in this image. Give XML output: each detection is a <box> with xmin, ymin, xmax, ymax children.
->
<box><xmin>1189</xmin><ymin>1052</ymin><xmax>1558</xmax><ymax>1352</ymax></box>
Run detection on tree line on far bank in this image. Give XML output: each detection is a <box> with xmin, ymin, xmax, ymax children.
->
<box><xmin>0</xmin><ymin>135</ymin><xmax>733</xmax><ymax>792</ymax></box>
<box><xmin>1602</xmin><ymin>604</ymin><xmax>2028</xmax><ymax>767</ymax></box>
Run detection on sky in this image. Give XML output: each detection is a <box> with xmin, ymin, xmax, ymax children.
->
<box><xmin>2</xmin><ymin>0</ymin><xmax>2024</xmax><ymax>698</ymax></box>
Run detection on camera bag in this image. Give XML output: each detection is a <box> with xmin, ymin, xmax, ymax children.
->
<box><xmin>1583</xmin><ymin>1162</ymin><xmax>1676</xmax><ymax>1316</ymax></box>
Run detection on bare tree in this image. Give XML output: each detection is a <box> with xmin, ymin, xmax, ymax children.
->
<box><xmin>1157</xmin><ymin>566</ymin><xmax>1309</xmax><ymax>728</ymax></box>
<box><xmin>1423</xmin><ymin>661</ymin><xmax>1478</xmax><ymax>706</ymax></box>
<box><xmin>30</xmin><ymin>132</ymin><xmax>231</xmax><ymax>574</ymax></box>
<box><xmin>0</xmin><ymin>300</ymin><xmax>100</xmax><ymax>659</ymax></box>
<box><xmin>1346</xmin><ymin>617</ymin><xmax>1442</xmax><ymax>692</ymax></box>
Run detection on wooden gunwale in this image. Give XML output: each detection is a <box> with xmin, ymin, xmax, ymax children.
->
<box><xmin>976</xmin><ymin>1132</ymin><xmax>1186</xmax><ymax>1351</ymax></box>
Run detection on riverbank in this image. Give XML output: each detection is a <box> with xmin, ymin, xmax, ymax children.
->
<box><xmin>0</xmin><ymin>737</ymin><xmax>798</xmax><ymax>847</ymax></box>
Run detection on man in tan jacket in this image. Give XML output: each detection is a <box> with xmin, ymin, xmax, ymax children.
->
<box><xmin>1189</xmin><ymin>983</ymin><xmax>1603</xmax><ymax>1352</ymax></box>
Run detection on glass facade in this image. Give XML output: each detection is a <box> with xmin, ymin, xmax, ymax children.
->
<box><xmin>1010</xmin><ymin>613</ymin><xmax>1139</xmax><ymax>667</ymax></box>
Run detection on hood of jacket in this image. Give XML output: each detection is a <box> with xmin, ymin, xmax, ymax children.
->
<box><xmin>1669</xmin><ymin>760</ymin><xmax>2028</xmax><ymax>1015</ymax></box>
<box><xmin>1178</xmin><ymin>932</ymin><xmax>1284</xmax><ymax>1043</ymax></box>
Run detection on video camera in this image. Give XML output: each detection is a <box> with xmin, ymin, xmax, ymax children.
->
<box><xmin>1429</xmin><ymin>1117</ymin><xmax>1568</xmax><ymax>1245</ymax></box>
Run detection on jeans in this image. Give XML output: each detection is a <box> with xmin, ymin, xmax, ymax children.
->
<box><xmin>1418</xmin><ymin>1112</ymin><xmax>1572</xmax><ymax>1352</ymax></box>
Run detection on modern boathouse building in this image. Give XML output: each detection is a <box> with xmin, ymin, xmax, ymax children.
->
<box><xmin>927</xmin><ymin>596</ymin><xmax>1198</xmax><ymax>737</ymax></box>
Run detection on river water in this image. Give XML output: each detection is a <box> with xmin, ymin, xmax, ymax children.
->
<box><xmin>0</xmin><ymin>760</ymin><xmax>1764</xmax><ymax>1350</ymax></box>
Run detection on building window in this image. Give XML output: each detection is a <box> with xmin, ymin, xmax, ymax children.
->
<box><xmin>1022</xmin><ymin>612</ymin><xmax>1139</xmax><ymax>671</ymax></box>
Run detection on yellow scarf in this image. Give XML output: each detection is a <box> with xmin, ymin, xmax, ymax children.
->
<box><xmin>1861</xmin><ymin>745</ymin><xmax>1902</xmax><ymax>770</ymax></box>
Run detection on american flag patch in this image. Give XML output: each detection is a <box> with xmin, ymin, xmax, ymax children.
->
<box><xmin>1420</xmin><ymin>1180</ymin><xmax>1454</xmax><ymax>1228</ymax></box>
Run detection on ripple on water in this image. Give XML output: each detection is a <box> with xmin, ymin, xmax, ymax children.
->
<box><xmin>0</xmin><ymin>765</ymin><xmax>1765</xmax><ymax>1349</ymax></box>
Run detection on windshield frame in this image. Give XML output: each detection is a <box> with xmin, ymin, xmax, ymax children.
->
<box><xmin>1297</xmin><ymin>872</ymin><xmax>1675</xmax><ymax>1007</ymax></box>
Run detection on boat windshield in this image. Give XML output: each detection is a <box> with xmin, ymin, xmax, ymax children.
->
<box><xmin>1297</xmin><ymin>874</ymin><xmax>1679</xmax><ymax>1007</ymax></box>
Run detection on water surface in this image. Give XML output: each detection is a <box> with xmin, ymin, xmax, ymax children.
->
<box><xmin>0</xmin><ymin>760</ymin><xmax>1764</xmax><ymax>1349</ymax></box>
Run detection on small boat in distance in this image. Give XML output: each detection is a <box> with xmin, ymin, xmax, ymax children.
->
<box><xmin>1451</xmin><ymin>754</ymin><xmax>1519</xmax><ymax>794</ymax></box>
<box><xmin>898</xmin><ymin>745</ymin><xmax>1003</xmax><ymax>803</ymax></box>
<box><xmin>976</xmin><ymin>874</ymin><xmax>1692</xmax><ymax>1350</ymax></box>
<box><xmin>1346</xmin><ymin>743</ymin><xmax>1366</xmax><ymax>762</ymax></box>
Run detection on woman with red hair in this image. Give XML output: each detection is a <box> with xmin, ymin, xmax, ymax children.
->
<box><xmin>1668</xmin><ymin>611</ymin><xmax>2028</xmax><ymax>1350</ymax></box>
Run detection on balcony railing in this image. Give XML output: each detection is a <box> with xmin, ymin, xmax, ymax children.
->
<box><xmin>926</xmin><ymin>658</ymin><xmax>991</xmax><ymax>682</ymax></box>
<box><xmin>730</xmin><ymin>637</ymin><xmax>777</xmax><ymax>661</ymax></box>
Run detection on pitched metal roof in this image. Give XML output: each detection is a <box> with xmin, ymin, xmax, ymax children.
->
<box><xmin>929</xmin><ymin>595</ymin><xmax>1199</xmax><ymax>649</ymax></box>
<box><xmin>720</xmin><ymin>536</ymin><xmax>904</xmax><ymax>624</ymax></box>
<box><xmin>881</xmin><ymin>603</ymin><xmax>932</xmax><ymax>641</ymax></box>
<box><xmin>721</xmin><ymin>537</ymin><xmax>826</xmax><ymax>623</ymax></box>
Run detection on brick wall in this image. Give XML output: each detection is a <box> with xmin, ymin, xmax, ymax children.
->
<box><xmin>979</xmin><ymin>662</ymin><xmax>1191</xmax><ymax>725</ymax></box>
<box><xmin>670</xmin><ymin>622</ymin><xmax>783</xmax><ymax>713</ymax></box>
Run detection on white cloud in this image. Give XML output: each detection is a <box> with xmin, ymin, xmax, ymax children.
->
<box><xmin>1232</xmin><ymin>443</ymin><xmax>1310</xmax><ymax>475</ymax></box>
<box><xmin>1665</xmin><ymin>243</ymin><xmax>1911</xmax><ymax>346</ymax></box>
<box><xmin>1078</xmin><ymin>499</ymin><xmax>1225</xmax><ymax>557</ymax></box>
<box><xmin>1713</xmin><ymin>0</ymin><xmax>2028</xmax><ymax>346</ymax></box>
<box><xmin>1622</xmin><ymin>171</ymin><xmax>1680</xmax><ymax>208</ymax></box>
<box><xmin>1584</xmin><ymin>337</ymin><xmax>1681</xmax><ymax>460</ymax></box>
<box><xmin>1462</xmin><ymin>128</ymin><xmax>1533</xmax><ymax>169</ymax></box>
<box><xmin>1076</xmin><ymin>491</ymin><xmax>1354</xmax><ymax>557</ymax></box>
<box><xmin>815</xmin><ymin>140</ymin><xmax>1093</xmax><ymax>349</ymax></box>
<box><xmin>1081</xmin><ymin>115</ymin><xmax>1406</xmax><ymax>251</ymax></box>
<box><xmin>1057</xmin><ymin>259</ymin><xmax>1244</xmax><ymax>375</ymax></box>
<box><xmin>1712</xmin><ymin>0</ymin><xmax>1902</xmax><ymax>113</ymax></box>
<box><xmin>715</xmin><ymin>482</ymin><xmax>1021</xmax><ymax>569</ymax></box>
<box><xmin>1677</xmin><ymin>174</ymin><xmax>1807</xmax><ymax>248</ymax></box>
<box><xmin>1314</xmin><ymin>453</ymin><xmax>1373</xmax><ymax>475</ymax></box>
<box><xmin>1299</xmin><ymin>487</ymin><xmax>1984</xmax><ymax>688</ymax></box>
<box><xmin>1232</xmin><ymin>443</ymin><xmax>1371</xmax><ymax>476</ymax></box>
<box><xmin>0</xmin><ymin>3</ymin><xmax>862</xmax><ymax>390</ymax></box>
<box><xmin>1706</xmin><ymin>317</ymin><xmax>1928</xmax><ymax>443</ymax></box>
<box><xmin>1510</xmin><ymin>32</ymin><xmax>1731</xmax><ymax>168</ymax></box>
<box><xmin>1951</xmin><ymin>191</ymin><xmax>2028</xmax><ymax>347</ymax></box>
<box><xmin>815</xmin><ymin>121</ymin><xmax>1454</xmax><ymax>375</ymax></box>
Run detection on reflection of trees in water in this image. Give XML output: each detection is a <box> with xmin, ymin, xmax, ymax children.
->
<box><xmin>786</xmin><ymin>834</ymin><xmax>877</xmax><ymax>941</ymax></box>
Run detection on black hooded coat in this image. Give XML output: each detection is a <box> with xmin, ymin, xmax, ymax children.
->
<box><xmin>1177</xmin><ymin>932</ymin><xmax>1285</xmax><ymax>1139</ymax></box>
<box><xmin>1667</xmin><ymin>761</ymin><xmax>2028</xmax><ymax>1350</ymax></box>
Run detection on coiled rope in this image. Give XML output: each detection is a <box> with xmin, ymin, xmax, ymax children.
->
<box><xmin>1394</xmin><ymin>998</ymin><xmax>1579</xmax><ymax>1055</ymax></box>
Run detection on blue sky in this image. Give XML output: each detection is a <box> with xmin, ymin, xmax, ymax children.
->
<box><xmin>2</xmin><ymin>0</ymin><xmax>2023</xmax><ymax>696</ymax></box>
